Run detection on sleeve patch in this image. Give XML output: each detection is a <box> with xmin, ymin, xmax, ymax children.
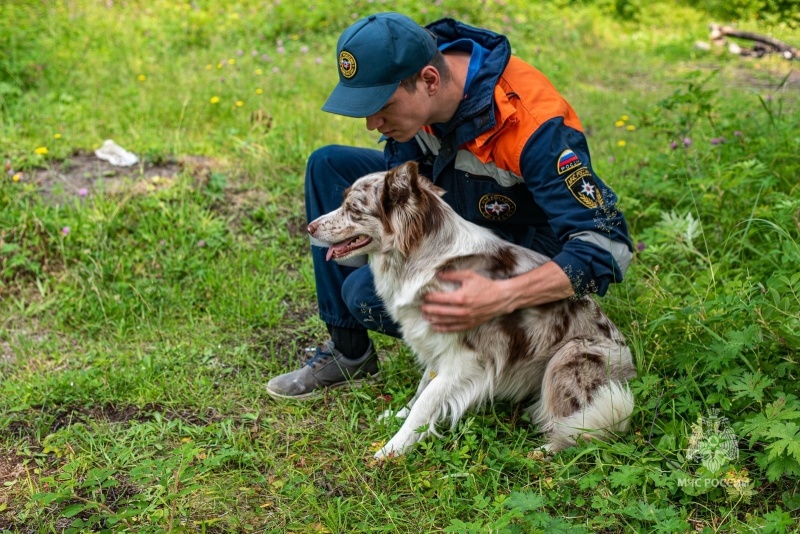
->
<box><xmin>565</xmin><ymin>167</ymin><xmax>604</xmax><ymax>209</ymax></box>
<box><xmin>557</xmin><ymin>148</ymin><xmax>582</xmax><ymax>174</ymax></box>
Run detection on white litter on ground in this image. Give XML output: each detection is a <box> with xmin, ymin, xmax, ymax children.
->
<box><xmin>94</xmin><ymin>139</ymin><xmax>139</xmax><ymax>167</ymax></box>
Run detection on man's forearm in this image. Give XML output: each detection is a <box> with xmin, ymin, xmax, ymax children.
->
<box><xmin>500</xmin><ymin>260</ymin><xmax>575</xmax><ymax>312</ymax></box>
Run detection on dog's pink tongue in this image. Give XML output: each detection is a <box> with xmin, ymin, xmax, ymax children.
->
<box><xmin>325</xmin><ymin>241</ymin><xmax>350</xmax><ymax>261</ymax></box>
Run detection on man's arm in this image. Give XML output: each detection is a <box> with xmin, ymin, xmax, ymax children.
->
<box><xmin>420</xmin><ymin>261</ymin><xmax>574</xmax><ymax>332</ymax></box>
<box><xmin>420</xmin><ymin>119</ymin><xmax>631</xmax><ymax>332</ymax></box>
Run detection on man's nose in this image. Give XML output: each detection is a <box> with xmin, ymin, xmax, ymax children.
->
<box><xmin>365</xmin><ymin>113</ymin><xmax>383</xmax><ymax>131</ymax></box>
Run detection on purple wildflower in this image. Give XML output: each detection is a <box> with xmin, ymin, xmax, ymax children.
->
<box><xmin>636</xmin><ymin>241</ymin><xmax>646</xmax><ymax>252</ymax></box>
<box><xmin>62</xmin><ymin>226</ymin><xmax>70</xmax><ymax>236</ymax></box>
<box><xmin>682</xmin><ymin>137</ymin><xmax>692</xmax><ymax>147</ymax></box>
<box><xmin>670</xmin><ymin>141</ymin><xmax>678</xmax><ymax>150</ymax></box>
<box><xmin>78</xmin><ymin>188</ymin><xmax>88</xmax><ymax>197</ymax></box>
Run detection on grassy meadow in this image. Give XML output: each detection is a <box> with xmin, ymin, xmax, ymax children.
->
<box><xmin>2</xmin><ymin>0</ymin><xmax>800</xmax><ymax>532</ymax></box>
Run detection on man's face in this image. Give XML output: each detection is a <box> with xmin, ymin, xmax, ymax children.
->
<box><xmin>364</xmin><ymin>81</ymin><xmax>430</xmax><ymax>143</ymax></box>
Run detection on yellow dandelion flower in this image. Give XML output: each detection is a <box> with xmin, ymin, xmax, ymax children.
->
<box><xmin>227</xmin><ymin>58</ymin><xmax>235</xmax><ymax>65</ymax></box>
<box><xmin>626</xmin><ymin>125</ymin><xmax>636</xmax><ymax>131</ymax></box>
<box><xmin>254</xmin><ymin>69</ymin><xmax>263</xmax><ymax>75</ymax></box>
<box><xmin>621</xmin><ymin>115</ymin><xmax>629</xmax><ymax>121</ymax></box>
<box><xmin>205</xmin><ymin>64</ymin><xmax>213</xmax><ymax>70</ymax></box>
<box><xmin>217</xmin><ymin>63</ymin><xmax>223</xmax><ymax>69</ymax></box>
<box><xmin>236</xmin><ymin>100</ymin><xmax>244</xmax><ymax>107</ymax></box>
<box><xmin>255</xmin><ymin>88</ymin><xmax>263</xmax><ymax>94</ymax></box>
<box><xmin>34</xmin><ymin>146</ymin><xmax>48</xmax><ymax>155</ymax></box>
<box><xmin>12</xmin><ymin>173</ymin><xmax>21</xmax><ymax>182</ymax></box>
<box><xmin>210</xmin><ymin>96</ymin><xmax>220</xmax><ymax>104</ymax></box>
<box><xmin>617</xmin><ymin>140</ymin><xmax>627</xmax><ymax>147</ymax></box>
<box><xmin>54</xmin><ymin>133</ymin><xmax>62</xmax><ymax>139</ymax></box>
<box><xmin>138</xmin><ymin>74</ymin><xmax>146</xmax><ymax>81</ymax></box>
<box><xmin>615</xmin><ymin>120</ymin><xmax>625</xmax><ymax>127</ymax></box>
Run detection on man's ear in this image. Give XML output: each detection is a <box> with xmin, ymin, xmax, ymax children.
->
<box><xmin>420</xmin><ymin>65</ymin><xmax>440</xmax><ymax>95</ymax></box>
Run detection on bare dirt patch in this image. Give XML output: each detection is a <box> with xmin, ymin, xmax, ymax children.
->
<box><xmin>0</xmin><ymin>450</ymin><xmax>28</xmax><ymax>527</ymax></box>
<box><xmin>28</xmin><ymin>152</ymin><xmax>222</xmax><ymax>205</ymax></box>
<box><xmin>0</xmin><ymin>451</ymin><xmax>26</xmax><ymax>486</ymax></box>
<box><xmin>2</xmin><ymin>403</ymin><xmax>227</xmax><ymax>447</ymax></box>
<box><xmin>31</xmin><ymin>152</ymin><xmax>179</xmax><ymax>203</ymax></box>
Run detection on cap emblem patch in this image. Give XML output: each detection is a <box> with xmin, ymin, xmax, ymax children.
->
<box><xmin>339</xmin><ymin>51</ymin><xmax>357</xmax><ymax>79</ymax></box>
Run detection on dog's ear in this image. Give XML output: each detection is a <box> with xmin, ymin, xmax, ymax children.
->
<box><xmin>382</xmin><ymin>161</ymin><xmax>419</xmax><ymax>211</ymax></box>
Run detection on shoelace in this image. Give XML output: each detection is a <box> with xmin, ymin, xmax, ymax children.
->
<box><xmin>304</xmin><ymin>345</ymin><xmax>333</xmax><ymax>368</ymax></box>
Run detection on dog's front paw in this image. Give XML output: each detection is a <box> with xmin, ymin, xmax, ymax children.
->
<box><xmin>373</xmin><ymin>447</ymin><xmax>396</xmax><ymax>461</ymax></box>
<box><xmin>374</xmin><ymin>442</ymin><xmax>406</xmax><ymax>460</ymax></box>
<box><xmin>374</xmin><ymin>433</ymin><xmax>415</xmax><ymax>460</ymax></box>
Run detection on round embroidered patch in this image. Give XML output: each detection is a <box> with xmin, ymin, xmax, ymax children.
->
<box><xmin>339</xmin><ymin>51</ymin><xmax>357</xmax><ymax>79</ymax></box>
<box><xmin>479</xmin><ymin>194</ymin><xmax>517</xmax><ymax>221</ymax></box>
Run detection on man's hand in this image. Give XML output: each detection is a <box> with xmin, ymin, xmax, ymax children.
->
<box><xmin>420</xmin><ymin>261</ymin><xmax>575</xmax><ymax>333</ymax></box>
<box><xmin>421</xmin><ymin>270</ymin><xmax>513</xmax><ymax>332</ymax></box>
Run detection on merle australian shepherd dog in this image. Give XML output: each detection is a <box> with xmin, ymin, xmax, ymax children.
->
<box><xmin>307</xmin><ymin>162</ymin><xmax>636</xmax><ymax>459</ymax></box>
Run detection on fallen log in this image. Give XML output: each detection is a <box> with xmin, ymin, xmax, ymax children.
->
<box><xmin>709</xmin><ymin>23</ymin><xmax>799</xmax><ymax>60</ymax></box>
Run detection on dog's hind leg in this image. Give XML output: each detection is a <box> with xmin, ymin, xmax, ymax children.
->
<box><xmin>529</xmin><ymin>338</ymin><xmax>635</xmax><ymax>451</ymax></box>
<box><xmin>375</xmin><ymin>361</ymin><xmax>487</xmax><ymax>459</ymax></box>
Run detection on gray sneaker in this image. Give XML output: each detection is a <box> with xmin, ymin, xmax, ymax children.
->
<box><xmin>266</xmin><ymin>340</ymin><xmax>379</xmax><ymax>400</ymax></box>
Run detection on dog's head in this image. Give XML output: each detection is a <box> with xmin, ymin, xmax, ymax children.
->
<box><xmin>308</xmin><ymin>161</ymin><xmax>446</xmax><ymax>262</ymax></box>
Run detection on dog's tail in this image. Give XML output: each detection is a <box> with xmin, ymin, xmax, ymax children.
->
<box><xmin>543</xmin><ymin>381</ymin><xmax>634</xmax><ymax>451</ymax></box>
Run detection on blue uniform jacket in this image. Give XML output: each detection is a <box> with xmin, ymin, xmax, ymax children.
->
<box><xmin>383</xmin><ymin>18</ymin><xmax>633</xmax><ymax>297</ymax></box>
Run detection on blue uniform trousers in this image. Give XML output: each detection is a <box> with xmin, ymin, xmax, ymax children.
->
<box><xmin>305</xmin><ymin>145</ymin><xmax>403</xmax><ymax>338</ymax></box>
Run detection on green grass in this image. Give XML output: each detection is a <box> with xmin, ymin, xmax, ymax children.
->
<box><xmin>2</xmin><ymin>1</ymin><xmax>800</xmax><ymax>532</ymax></box>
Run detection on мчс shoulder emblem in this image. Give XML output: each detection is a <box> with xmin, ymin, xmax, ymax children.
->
<box><xmin>479</xmin><ymin>194</ymin><xmax>517</xmax><ymax>221</ymax></box>
<box><xmin>339</xmin><ymin>50</ymin><xmax>357</xmax><ymax>79</ymax></box>
<box><xmin>565</xmin><ymin>167</ymin><xmax>604</xmax><ymax>209</ymax></box>
<box><xmin>557</xmin><ymin>148</ymin><xmax>582</xmax><ymax>175</ymax></box>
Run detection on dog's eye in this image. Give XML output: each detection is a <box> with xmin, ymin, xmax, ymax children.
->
<box><xmin>347</xmin><ymin>199</ymin><xmax>370</xmax><ymax>215</ymax></box>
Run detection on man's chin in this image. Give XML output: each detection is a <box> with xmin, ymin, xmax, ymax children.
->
<box><xmin>389</xmin><ymin>132</ymin><xmax>415</xmax><ymax>143</ymax></box>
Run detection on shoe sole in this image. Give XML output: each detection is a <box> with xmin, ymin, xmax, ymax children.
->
<box><xmin>265</xmin><ymin>373</ymin><xmax>380</xmax><ymax>401</ymax></box>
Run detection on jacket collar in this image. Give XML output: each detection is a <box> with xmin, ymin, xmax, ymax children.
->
<box><xmin>423</xmin><ymin>19</ymin><xmax>511</xmax><ymax>178</ymax></box>
<box><xmin>425</xmin><ymin>18</ymin><xmax>511</xmax><ymax>139</ymax></box>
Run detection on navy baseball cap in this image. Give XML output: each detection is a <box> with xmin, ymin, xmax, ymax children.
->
<box><xmin>322</xmin><ymin>13</ymin><xmax>438</xmax><ymax>118</ymax></box>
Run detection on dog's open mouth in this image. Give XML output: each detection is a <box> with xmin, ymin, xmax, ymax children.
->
<box><xmin>325</xmin><ymin>235</ymin><xmax>373</xmax><ymax>261</ymax></box>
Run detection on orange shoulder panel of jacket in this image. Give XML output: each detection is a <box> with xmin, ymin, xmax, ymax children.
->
<box><xmin>466</xmin><ymin>56</ymin><xmax>583</xmax><ymax>176</ymax></box>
